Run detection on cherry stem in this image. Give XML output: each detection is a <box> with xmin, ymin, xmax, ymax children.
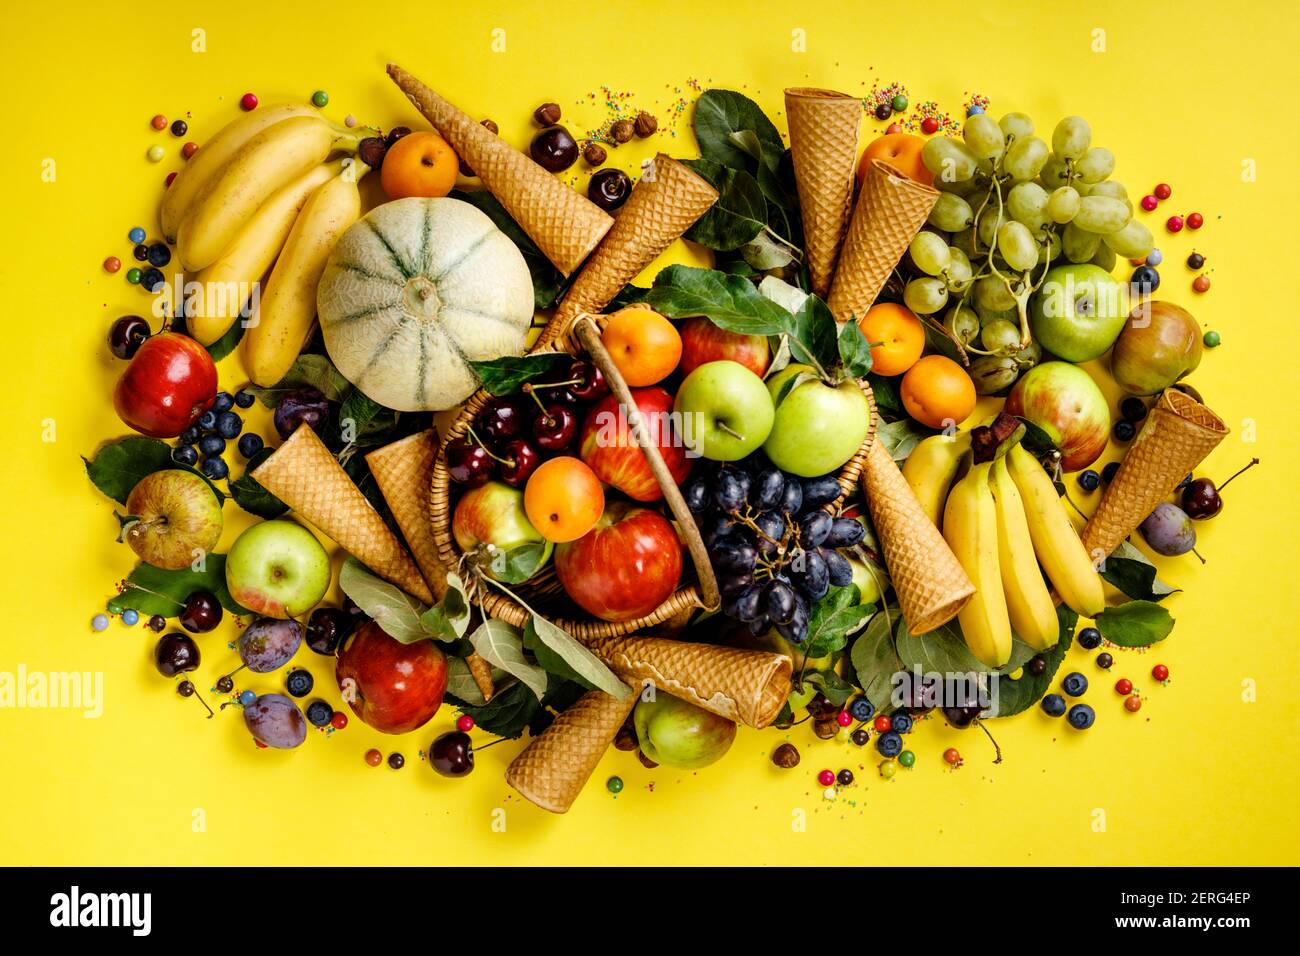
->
<box><xmin>465</xmin><ymin>426</ymin><xmax>515</xmax><ymax>467</ymax></box>
<box><xmin>520</xmin><ymin>383</ymin><xmax>550</xmax><ymax>415</ymax></box>
<box><xmin>119</xmin><ymin>582</ymin><xmax>185</xmax><ymax>609</ymax></box>
<box><xmin>1191</xmin><ymin>547</ymin><xmax>1207</xmax><ymax>565</ymax></box>
<box><xmin>975</xmin><ymin>719</ymin><xmax>1002</xmax><ymax>764</ymax></box>
<box><xmin>191</xmin><ymin>686</ymin><xmax>215</xmax><ymax>719</ymax></box>
<box><xmin>1217</xmin><ymin>457</ymin><xmax>1260</xmax><ymax>491</ymax></box>
<box><xmin>473</xmin><ymin>736</ymin><xmax>511</xmax><ymax>752</ymax></box>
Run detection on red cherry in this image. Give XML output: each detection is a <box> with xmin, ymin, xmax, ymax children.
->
<box><xmin>477</xmin><ymin>397</ymin><xmax>529</xmax><ymax>445</ymax></box>
<box><xmin>330</xmin><ymin>711</ymin><xmax>348</xmax><ymax>730</ymax></box>
<box><xmin>1154</xmin><ymin>183</ymin><xmax>1171</xmax><ymax>200</ymax></box>
<box><xmin>456</xmin><ymin>714</ymin><xmax>475</xmax><ymax>732</ymax></box>
<box><xmin>497</xmin><ymin>439</ymin><xmax>540</xmax><ymax>487</ymax></box>
<box><xmin>835</xmin><ymin>710</ymin><xmax>853</xmax><ymax>727</ymax></box>
<box><xmin>1140</xmin><ymin>195</ymin><xmax>1159</xmax><ymax>211</ymax></box>
<box><xmin>1186</xmin><ymin>212</ymin><xmax>1204</xmax><ymax>229</ymax></box>
<box><xmin>1115</xmin><ymin>678</ymin><xmax>1133</xmax><ymax>695</ymax></box>
<box><xmin>1166</xmin><ymin>215</ymin><xmax>1184</xmax><ymax>233</ymax></box>
<box><xmin>567</xmin><ymin>359</ymin><xmax>609</xmax><ymax>402</ymax></box>
<box><xmin>873</xmin><ymin>714</ymin><xmax>891</xmax><ymax>733</ymax></box>
<box><xmin>1151</xmin><ymin>664</ymin><xmax>1169</xmax><ymax>681</ymax></box>
<box><xmin>446</xmin><ymin>436</ymin><xmax>494</xmax><ymax>485</ymax></box>
<box><xmin>816</xmin><ymin>769</ymin><xmax>835</xmax><ymax>787</ymax></box>
<box><xmin>921</xmin><ymin>117</ymin><xmax>939</xmax><ymax>135</ymax></box>
<box><xmin>532</xmin><ymin>402</ymin><xmax>578</xmax><ymax>452</ymax></box>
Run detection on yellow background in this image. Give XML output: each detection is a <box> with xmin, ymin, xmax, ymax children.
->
<box><xmin>3</xmin><ymin>0</ymin><xmax>1298</xmax><ymax>865</ymax></box>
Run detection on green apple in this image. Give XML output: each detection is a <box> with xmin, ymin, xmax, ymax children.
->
<box><xmin>1029</xmin><ymin>263</ymin><xmax>1128</xmax><ymax>362</ymax></box>
<box><xmin>226</xmin><ymin>520</ymin><xmax>330</xmax><ymax>618</ymax></box>
<box><xmin>452</xmin><ymin>480</ymin><xmax>552</xmax><ymax>580</ymax></box>
<box><xmin>123</xmin><ymin>469</ymin><xmax>223</xmax><ymax>570</ymax></box>
<box><xmin>763</xmin><ymin>364</ymin><xmax>872</xmax><ymax>477</ymax></box>
<box><xmin>673</xmin><ymin>360</ymin><xmax>774</xmax><ymax>461</ymax></box>
<box><xmin>848</xmin><ymin>557</ymin><xmax>883</xmax><ymax>606</ymax></box>
<box><xmin>634</xmin><ymin>692</ymin><xmax>736</xmax><ymax>769</ymax></box>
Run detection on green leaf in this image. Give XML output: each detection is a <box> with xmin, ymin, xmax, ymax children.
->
<box><xmin>867</xmin><ymin>373</ymin><xmax>902</xmax><ymax>417</ymax></box>
<box><xmin>228</xmin><ymin>448</ymin><xmax>287</xmax><ymax>519</ymax></box>
<box><xmin>693</xmin><ymin>89</ymin><xmax>786</xmax><ymax>175</ymax></box>
<box><xmin>1016</xmin><ymin>417</ymin><xmax>1059</xmax><ymax>458</ymax></box>
<box><xmin>453</xmin><ymin>189</ymin><xmax>564</xmax><ymax>309</ymax></box>
<box><xmin>445</xmin><ymin>656</ymin><xmax>488</xmax><ymax>707</ymax></box>
<box><xmin>894</xmin><ymin>616</ymin><xmax>995</xmax><ymax>675</ymax></box>
<box><xmin>338</xmin><ymin>389</ymin><xmax>388</xmax><ymax>443</ymax></box>
<box><xmin>802</xmin><ymin>670</ymin><xmax>854</xmax><ymax>707</ymax></box>
<box><xmin>204</xmin><ymin>318</ymin><xmax>246</xmax><ymax>363</ymax></box>
<box><xmin>802</xmin><ymin>585</ymin><xmax>873</xmax><ymax>658</ymax></box>
<box><xmin>107</xmin><ymin>554</ymin><xmax>248</xmax><ymax>618</ymax></box>
<box><xmin>486</xmin><ymin>541</ymin><xmax>550</xmax><ymax>584</ymax></box>
<box><xmin>338</xmin><ymin>557</ymin><xmax>429</xmax><ymax>643</ymax></box>
<box><xmin>850</xmin><ymin>608</ymin><xmax>906</xmax><ymax>713</ymax></box>
<box><xmin>682</xmin><ymin>159</ymin><xmax>766</xmax><ymax>251</ymax></box>
<box><xmin>838</xmin><ymin>316</ymin><xmax>874</xmax><ymax>379</ymax></box>
<box><xmin>741</xmin><ymin>231</ymin><xmax>796</xmax><ymax>271</ymax></box>
<box><xmin>83</xmin><ymin>437</ymin><xmax>225</xmax><ymax>505</ymax></box>
<box><xmin>643</xmin><ymin>265</ymin><xmax>793</xmax><ymax>335</ymax></box>
<box><xmin>788</xmin><ymin>294</ymin><xmax>839</xmax><ymax>372</ymax></box>
<box><xmin>986</xmin><ymin>606</ymin><xmax>1077</xmax><ymax>717</ymax></box>
<box><xmin>456</xmin><ymin>678</ymin><xmax>542</xmax><ymax>738</ymax></box>
<box><xmin>466</xmin><ymin>619</ymin><xmax>549</xmax><ymax>701</ymax></box>
<box><xmin>521</xmin><ymin>619</ymin><xmax>597</xmax><ymax>690</ymax></box>
<box><xmin>467</xmin><ymin>353</ymin><xmax>574</xmax><ymax>397</ymax></box>
<box><xmin>876</xmin><ymin>418</ymin><xmax>934</xmax><ymax>462</ymax></box>
<box><xmin>522</xmin><ymin>616</ymin><xmax>629</xmax><ymax>699</ymax></box>
<box><xmin>248</xmin><ymin>354</ymin><xmax>352</xmax><ymax>407</ymax></box>
<box><xmin>1095</xmin><ymin>600</ymin><xmax>1175</xmax><ymax>647</ymax></box>
<box><xmin>417</xmin><ymin>573</ymin><xmax>472</xmax><ymax>641</ymax></box>
<box><xmin>1100</xmin><ymin>540</ymin><xmax>1179</xmax><ymax>602</ymax></box>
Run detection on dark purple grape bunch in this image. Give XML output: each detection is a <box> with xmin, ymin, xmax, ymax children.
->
<box><xmin>685</xmin><ymin>453</ymin><xmax>866</xmax><ymax>644</ymax></box>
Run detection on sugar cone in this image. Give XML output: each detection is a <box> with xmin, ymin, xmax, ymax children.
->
<box><xmin>548</xmin><ymin>154</ymin><xmax>717</xmax><ymax>340</ymax></box>
<box><xmin>252</xmin><ymin>424</ymin><xmax>432</xmax><ymax>604</ymax></box>
<box><xmin>784</xmin><ymin>88</ymin><xmax>861</xmax><ymax>297</ymax></box>
<box><xmin>1082</xmin><ymin>389</ymin><xmax>1228</xmax><ymax>560</ymax></box>
<box><xmin>387</xmin><ymin>64</ymin><xmax>612</xmax><ymax>275</ymax></box>
<box><xmin>582</xmin><ymin>635</ymin><xmax>791</xmax><ymax>728</ymax></box>
<box><xmin>505</xmin><ymin>686</ymin><xmax>636</xmax><ymax>814</ymax></box>
<box><xmin>862</xmin><ymin>438</ymin><xmax>974</xmax><ymax>634</ymax></box>
<box><xmin>828</xmin><ymin>159</ymin><xmax>939</xmax><ymax>323</ymax></box>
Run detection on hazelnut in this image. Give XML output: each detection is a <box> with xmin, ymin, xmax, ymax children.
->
<box><xmin>610</xmin><ymin>119</ymin><xmax>635</xmax><ymax>143</ymax></box>
<box><xmin>813</xmin><ymin>718</ymin><xmax>839</xmax><ymax>740</ymax></box>
<box><xmin>771</xmin><ymin>743</ymin><xmax>800</xmax><ymax>769</ymax></box>
<box><xmin>634</xmin><ymin>111</ymin><xmax>658</xmax><ymax>137</ymax></box>
<box><xmin>582</xmin><ymin>142</ymin><xmax>608</xmax><ymax>166</ymax></box>
<box><xmin>637</xmin><ymin>749</ymin><xmax>659</xmax><ymax>769</ymax></box>
<box><xmin>480</xmin><ymin>118</ymin><xmax>499</xmax><ymax>135</ymax></box>
<box><xmin>533</xmin><ymin>102</ymin><xmax>561</xmax><ymax>126</ymax></box>
<box><xmin>613</xmin><ymin>725</ymin><xmax>638</xmax><ymax>751</ymax></box>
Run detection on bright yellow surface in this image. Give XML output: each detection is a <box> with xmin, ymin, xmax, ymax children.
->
<box><xmin>3</xmin><ymin>0</ymin><xmax>1298</xmax><ymax>866</ymax></box>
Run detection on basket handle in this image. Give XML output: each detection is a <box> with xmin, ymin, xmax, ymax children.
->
<box><xmin>571</xmin><ymin>315</ymin><xmax>721</xmax><ymax>611</ymax></box>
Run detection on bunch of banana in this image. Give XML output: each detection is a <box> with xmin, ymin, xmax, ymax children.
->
<box><xmin>903</xmin><ymin>431</ymin><xmax>971</xmax><ymax>530</ymax></box>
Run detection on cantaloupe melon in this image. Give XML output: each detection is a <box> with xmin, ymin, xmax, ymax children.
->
<box><xmin>318</xmin><ymin>197</ymin><xmax>534</xmax><ymax>412</ymax></box>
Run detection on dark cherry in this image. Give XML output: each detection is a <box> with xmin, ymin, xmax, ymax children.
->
<box><xmin>342</xmin><ymin>596</ymin><xmax>367</xmax><ymax>620</ymax></box>
<box><xmin>497</xmin><ymin>439</ymin><xmax>540</xmax><ymax>487</ymax></box>
<box><xmin>477</xmin><ymin>398</ymin><xmax>528</xmax><ymax>445</ymax></box>
<box><xmin>179</xmin><ymin>591</ymin><xmax>222</xmax><ymax>633</ymax></box>
<box><xmin>154</xmin><ymin>633</ymin><xmax>200</xmax><ymax>677</ymax></box>
<box><xmin>177</xmin><ymin>680</ymin><xmax>195</xmax><ymax>697</ymax></box>
<box><xmin>357</xmin><ymin>136</ymin><xmax>387</xmax><ymax>169</ymax></box>
<box><xmin>108</xmin><ymin>315</ymin><xmax>151</xmax><ymax>360</ymax></box>
<box><xmin>529</xmin><ymin>125</ymin><xmax>579</xmax><ymax>172</ymax></box>
<box><xmin>1181</xmin><ymin>458</ymin><xmax>1258</xmax><ymax>520</ymax></box>
<box><xmin>446</xmin><ymin>436</ymin><xmax>494</xmax><ymax>485</ymax></box>
<box><xmin>429</xmin><ymin>731</ymin><xmax>475</xmax><ymax>777</ymax></box>
<box><xmin>943</xmin><ymin>705</ymin><xmax>982</xmax><ymax>729</ymax></box>
<box><xmin>216</xmin><ymin>675</ymin><xmax>235</xmax><ymax>694</ymax></box>
<box><xmin>532</xmin><ymin>402</ymin><xmax>578</xmax><ymax>451</ymax></box>
<box><xmin>306</xmin><ymin>606</ymin><xmax>354</xmax><ymax>656</ymax></box>
<box><xmin>587</xmin><ymin>168</ymin><xmax>632</xmax><ymax>211</ymax></box>
<box><xmin>567</xmin><ymin>359</ymin><xmax>608</xmax><ymax>402</ymax></box>
<box><xmin>273</xmin><ymin>388</ymin><xmax>331</xmax><ymax>440</ymax></box>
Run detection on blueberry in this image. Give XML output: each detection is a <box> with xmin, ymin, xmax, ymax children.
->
<box><xmin>197</xmin><ymin>410</ymin><xmax>218</xmax><ymax>431</ymax></box>
<box><xmin>876</xmin><ymin>731</ymin><xmax>903</xmax><ymax>757</ymax></box>
<box><xmin>172</xmin><ymin>444</ymin><xmax>198</xmax><ymax>466</ymax></box>
<box><xmin>180</xmin><ymin>425</ymin><xmax>201</xmax><ymax>445</ymax></box>
<box><xmin>198</xmin><ymin>434</ymin><xmax>226</xmax><ymax>457</ymax></box>
<box><xmin>1067</xmin><ymin>703</ymin><xmax>1095</xmax><ymax>729</ymax></box>
<box><xmin>216</xmin><ymin>411</ymin><xmax>242</xmax><ymax>439</ymax></box>
<box><xmin>132</xmin><ymin>243</ymin><xmax>151</xmax><ymax>261</ymax></box>
<box><xmin>212</xmin><ymin>391</ymin><xmax>235</xmax><ymax>414</ymax></box>
<box><xmin>237</xmin><ymin>433</ymin><xmax>264</xmax><ymax>459</ymax></box>
<box><xmin>1041</xmin><ymin>693</ymin><xmax>1067</xmax><ymax>717</ymax></box>
<box><xmin>1113</xmin><ymin>420</ymin><xmax>1136</xmax><ymax>442</ymax></box>
<box><xmin>306</xmin><ymin>700</ymin><xmax>333</xmax><ymax>727</ymax></box>
<box><xmin>891</xmin><ymin>712</ymin><xmax>914</xmax><ymax>734</ymax></box>
<box><xmin>285</xmin><ymin>669</ymin><xmax>314</xmax><ymax>698</ymax></box>
<box><xmin>140</xmin><ymin>267</ymin><xmax>165</xmax><ymax>292</ymax></box>
<box><xmin>1077</xmin><ymin>626</ymin><xmax>1102</xmax><ymax>650</ymax></box>
<box><xmin>1130</xmin><ymin>265</ymin><xmax>1160</xmax><ymax>295</ymax></box>
<box><xmin>1120</xmin><ymin>397</ymin><xmax>1148</xmax><ymax>423</ymax></box>
<box><xmin>1062</xmin><ymin>672</ymin><xmax>1088</xmax><ymax>697</ymax></box>
<box><xmin>849</xmin><ymin>698</ymin><xmax>874</xmax><ymax>722</ymax></box>
<box><xmin>234</xmin><ymin>389</ymin><xmax>256</xmax><ymax>409</ymax></box>
<box><xmin>201</xmin><ymin>457</ymin><xmax>229</xmax><ymax>480</ymax></box>
<box><xmin>1101</xmin><ymin>461</ymin><xmax>1121</xmax><ymax>484</ymax></box>
<box><xmin>146</xmin><ymin>242</ymin><xmax>171</xmax><ymax>268</ymax></box>
<box><xmin>1077</xmin><ymin>469</ymin><xmax>1100</xmax><ymax>492</ymax></box>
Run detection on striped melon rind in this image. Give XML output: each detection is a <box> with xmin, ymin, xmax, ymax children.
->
<box><xmin>318</xmin><ymin>197</ymin><xmax>534</xmax><ymax>412</ymax></box>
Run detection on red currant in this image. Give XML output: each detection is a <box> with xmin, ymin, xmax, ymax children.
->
<box><xmin>1186</xmin><ymin>212</ymin><xmax>1203</xmax><ymax>229</ymax></box>
<box><xmin>1166</xmin><ymin>215</ymin><xmax>1184</xmax><ymax>233</ymax></box>
<box><xmin>1124</xmin><ymin>695</ymin><xmax>1142</xmax><ymax>713</ymax></box>
<box><xmin>365</xmin><ymin>748</ymin><xmax>383</xmax><ymax>767</ymax></box>
<box><xmin>921</xmin><ymin>117</ymin><xmax>939</xmax><ymax>135</ymax></box>
<box><xmin>817</xmin><ymin>769</ymin><xmax>835</xmax><ymax>787</ymax></box>
<box><xmin>1154</xmin><ymin>183</ymin><xmax>1171</xmax><ymax>200</ymax></box>
<box><xmin>330</xmin><ymin>711</ymin><xmax>348</xmax><ymax>730</ymax></box>
<box><xmin>835</xmin><ymin>710</ymin><xmax>853</xmax><ymax>727</ymax></box>
<box><xmin>1115</xmin><ymin>678</ymin><xmax>1133</xmax><ymax>695</ymax></box>
<box><xmin>873</xmin><ymin>714</ymin><xmax>891</xmax><ymax>733</ymax></box>
<box><xmin>240</xmin><ymin>92</ymin><xmax>259</xmax><ymax>111</ymax></box>
<box><xmin>943</xmin><ymin>747</ymin><xmax>961</xmax><ymax>766</ymax></box>
<box><xmin>1151</xmin><ymin>664</ymin><xmax>1169</xmax><ymax>681</ymax></box>
<box><xmin>1140</xmin><ymin>195</ymin><xmax>1159</xmax><ymax>211</ymax></box>
<box><xmin>456</xmin><ymin>714</ymin><xmax>475</xmax><ymax>732</ymax></box>
<box><xmin>1192</xmin><ymin>275</ymin><xmax>1211</xmax><ymax>293</ymax></box>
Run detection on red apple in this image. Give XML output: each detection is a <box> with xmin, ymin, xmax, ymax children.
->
<box><xmin>113</xmin><ymin>332</ymin><xmax>218</xmax><ymax>438</ymax></box>
<box><xmin>555</xmin><ymin>502</ymin><xmax>683</xmax><ymax>622</ymax></box>
<box><xmin>1003</xmin><ymin>361</ymin><xmax>1110</xmax><ymax>472</ymax></box>
<box><xmin>335</xmin><ymin>621</ymin><xmax>447</xmax><ymax>734</ymax></box>
<box><xmin>579</xmin><ymin>387</ymin><xmax>691</xmax><ymax>501</ymax></box>
<box><xmin>678</xmin><ymin>317</ymin><xmax>770</xmax><ymax>379</ymax></box>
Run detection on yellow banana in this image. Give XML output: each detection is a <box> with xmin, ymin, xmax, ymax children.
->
<box><xmin>902</xmin><ymin>431</ymin><xmax>972</xmax><ymax>529</ymax></box>
<box><xmin>160</xmin><ymin>103</ymin><xmax>319</xmax><ymax>243</ymax></box>
<box><xmin>177</xmin><ymin>116</ymin><xmax>357</xmax><ymax>272</ymax></box>
<box><xmin>244</xmin><ymin>162</ymin><xmax>366</xmax><ymax>386</ymax></box>
<box><xmin>1005</xmin><ymin>443</ymin><xmax>1105</xmax><ymax>617</ymax></box>
<box><xmin>943</xmin><ymin>459</ymin><xmax>1012</xmax><ymax>668</ymax></box>
<box><xmin>186</xmin><ymin>161</ymin><xmax>342</xmax><ymax>346</ymax></box>
<box><xmin>990</xmin><ymin>458</ymin><xmax>1059</xmax><ymax>650</ymax></box>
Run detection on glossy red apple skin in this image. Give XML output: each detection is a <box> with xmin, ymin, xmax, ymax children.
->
<box><xmin>113</xmin><ymin>332</ymin><xmax>218</xmax><ymax>438</ymax></box>
<box><xmin>678</xmin><ymin>317</ymin><xmax>770</xmax><ymax>379</ymax></box>
<box><xmin>578</xmin><ymin>387</ymin><xmax>691</xmax><ymax>501</ymax></box>
<box><xmin>555</xmin><ymin>502</ymin><xmax>683</xmax><ymax>622</ymax></box>
<box><xmin>1004</xmin><ymin>361</ymin><xmax>1110</xmax><ymax>472</ymax></box>
<box><xmin>335</xmin><ymin>622</ymin><xmax>448</xmax><ymax>734</ymax></box>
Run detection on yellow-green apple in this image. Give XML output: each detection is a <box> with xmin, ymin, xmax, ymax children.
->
<box><xmin>1029</xmin><ymin>263</ymin><xmax>1129</xmax><ymax>362</ymax></box>
<box><xmin>678</xmin><ymin>317</ymin><xmax>770</xmax><ymax>379</ymax></box>
<box><xmin>673</xmin><ymin>360</ymin><xmax>774</xmax><ymax>461</ymax></box>
<box><xmin>578</xmin><ymin>387</ymin><xmax>691</xmax><ymax>501</ymax></box>
<box><xmin>1004</xmin><ymin>361</ymin><xmax>1110</xmax><ymax>471</ymax></box>
<box><xmin>123</xmin><ymin>469</ymin><xmax>223</xmax><ymax>570</ymax></box>
<box><xmin>634</xmin><ymin>692</ymin><xmax>736</xmax><ymax>769</ymax></box>
<box><xmin>763</xmin><ymin>364</ymin><xmax>872</xmax><ymax>477</ymax></box>
<box><xmin>452</xmin><ymin>480</ymin><xmax>552</xmax><ymax>580</ymax></box>
<box><xmin>1111</xmin><ymin>300</ymin><xmax>1202</xmax><ymax>395</ymax></box>
<box><xmin>554</xmin><ymin>502</ymin><xmax>682</xmax><ymax>622</ymax></box>
<box><xmin>335</xmin><ymin>621</ymin><xmax>447</xmax><ymax>734</ymax></box>
<box><xmin>226</xmin><ymin>520</ymin><xmax>330</xmax><ymax>617</ymax></box>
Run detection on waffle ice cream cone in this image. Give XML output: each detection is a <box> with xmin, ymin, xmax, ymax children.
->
<box><xmin>252</xmin><ymin>424</ymin><xmax>432</xmax><ymax>604</ymax></box>
<box><xmin>505</xmin><ymin>686</ymin><xmax>636</xmax><ymax>814</ymax></box>
<box><xmin>1082</xmin><ymin>388</ymin><xmax>1228</xmax><ymax>560</ymax></box>
<box><xmin>583</xmin><ymin>635</ymin><xmax>791</xmax><ymax>728</ymax></box>
<box><xmin>828</xmin><ymin>159</ymin><xmax>939</xmax><ymax>324</ymax></box>
<box><xmin>862</xmin><ymin>438</ymin><xmax>974</xmax><ymax>634</ymax></box>
<box><xmin>784</xmin><ymin>88</ymin><xmax>861</xmax><ymax>297</ymax></box>
<box><xmin>550</xmin><ymin>154</ymin><xmax>717</xmax><ymax>336</ymax></box>
<box><xmin>387</xmin><ymin>64</ymin><xmax>612</xmax><ymax>276</ymax></box>
<box><xmin>365</xmin><ymin>430</ymin><xmax>445</xmax><ymax>596</ymax></box>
